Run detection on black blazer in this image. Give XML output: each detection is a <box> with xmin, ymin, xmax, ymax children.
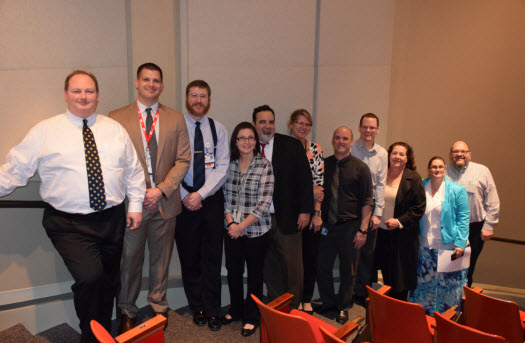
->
<box><xmin>377</xmin><ymin>168</ymin><xmax>426</xmax><ymax>291</ymax></box>
<box><xmin>271</xmin><ymin>134</ymin><xmax>314</xmax><ymax>234</ymax></box>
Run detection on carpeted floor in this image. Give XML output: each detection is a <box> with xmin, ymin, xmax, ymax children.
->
<box><xmin>2</xmin><ymin>282</ymin><xmax>523</xmax><ymax>342</ymax></box>
<box><xmin>0</xmin><ymin>300</ymin><xmax>366</xmax><ymax>343</ymax></box>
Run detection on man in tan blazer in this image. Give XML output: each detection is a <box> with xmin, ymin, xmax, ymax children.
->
<box><xmin>109</xmin><ymin>63</ymin><xmax>191</xmax><ymax>333</ymax></box>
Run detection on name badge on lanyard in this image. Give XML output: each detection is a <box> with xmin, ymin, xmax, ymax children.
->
<box><xmin>137</xmin><ymin>107</ymin><xmax>159</xmax><ymax>173</ymax></box>
<box><xmin>204</xmin><ymin>142</ymin><xmax>215</xmax><ymax>169</ymax></box>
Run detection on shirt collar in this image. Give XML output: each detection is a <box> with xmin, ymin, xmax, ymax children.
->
<box><xmin>185</xmin><ymin>113</ymin><xmax>208</xmax><ymax>127</ymax></box>
<box><xmin>137</xmin><ymin>100</ymin><xmax>159</xmax><ymax>114</ymax></box>
<box><xmin>356</xmin><ymin>138</ymin><xmax>377</xmax><ymax>153</ymax></box>
<box><xmin>336</xmin><ymin>154</ymin><xmax>352</xmax><ymax>164</ymax></box>
<box><xmin>66</xmin><ymin>110</ymin><xmax>97</xmax><ymax>127</ymax></box>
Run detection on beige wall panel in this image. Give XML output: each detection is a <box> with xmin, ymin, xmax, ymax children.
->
<box><xmin>389</xmin><ymin>0</ymin><xmax>525</xmax><ymax>287</ymax></box>
<box><xmin>186</xmin><ymin>0</ymin><xmax>316</xmax><ymax>67</ymax></box>
<box><xmin>183</xmin><ymin>0</ymin><xmax>316</xmax><ymax>134</ymax></box>
<box><xmin>316</xmin><ymin>65</ymin><xmax>392</xmax><ymax>154</ymax></box>
<box><xmin>318</xmin><ymin>0</ymin><xmax>395</xmax><ymax>65</ymax></box>
<box><xmin>189</xmin><ymin>66</ymin><xmax>314</xmax><ymax>135</ymax></box>
<box><xmin>0</xmin><ymin>0</ymin><xmax>127</xmax><ymax>69</ymax></box>
<box><xmin>0</xmin><ymin>209</ymin><xmax>68</xmax><ymax>291</ymax></box>
<box><xmin>476</xmin><ymin>242</ymin><xmax>525</xmax><ymax>289</ymax></box>
<box><xmin>316</xmin><ymin>0</ymin><xmax>395</xmax><ymax>154</ymax></box>
<box><xmin>129</xmin><ymin>0</ymin><xmax>178</xmax><ymax>109</ymax></box>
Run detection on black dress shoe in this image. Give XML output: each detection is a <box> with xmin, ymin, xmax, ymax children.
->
<box><xmin>208</xmin><ymin>315</ymin><xmax>222</xmax><ymax>331</ymax></box>
<box><xmin>118</xmin><ymin>314</ymin><xmax>136</xmax><ymax>335</ymax></box>
<box><xmin>336</xmin><ymin>310</ymin><xmax>349</xmax><ymax>324</ymax></box>
<box><xmin>193</xmin><ymin>311</ymin><xmax>206</xmax><ymax>326</ymax></box>
<box><xmin>241</xmin><ymin>323</ymin><xmax>257</xmax><ymax>337</ymax></box>
<box><xmin>154</xmin><ymin>311</ymin><xmax>168</xmax><ymax>329</ymax></box>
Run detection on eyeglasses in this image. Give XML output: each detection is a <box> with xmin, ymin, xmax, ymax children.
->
<box><xmin>360</xmin><ymin>125</ymin><xmax>378</xmax><ymax>131</ymax></box>
<box><xmin>188</xmin><ymin>93</ymin><xmax>208</xmax><ymax>99</ymax></box>
<box><xmin>236</xmin><ymin>136</ymin><xmax>256</xmax><ymax>142</ymax></box>
<box><xmin>451</xmin><ymin>150</ymin><xmax>470</xmax><ymax>154</ymax></box>
<box><xmin>294</xmin><ymin>121</ymin><xmax>311</xmax><ymax>127</ymax></box>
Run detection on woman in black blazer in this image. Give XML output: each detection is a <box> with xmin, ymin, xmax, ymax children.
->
<box><xmin>376</xmin><ymin>142</ymin><xmax>426</xmax><ymax>300</ymax></box>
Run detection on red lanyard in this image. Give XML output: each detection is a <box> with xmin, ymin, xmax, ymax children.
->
<box><xmin>137</xmin><ymin>107</ymin><xmax>159</xmax><ymax>147</ymax></box>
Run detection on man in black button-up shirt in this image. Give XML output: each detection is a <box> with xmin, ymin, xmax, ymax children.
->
<box><xmin>316</xmin><ymin>126</ymin><xmax>373</xmax><ymax>324</ymax></box>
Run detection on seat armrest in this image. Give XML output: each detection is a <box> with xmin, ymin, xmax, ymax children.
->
<box><xmin>333</xmin><ymin>316</ymin><xmax>364</xmax><ymax>340</ymax></box>
<box><xmin>441</xmin><ymin>305</ymin><xmax>459</xmax><ymax>320</ymax></box>
<box><xmin>266</xmin><ymin>292</ymin><xmax>294</xmax><ymax>312</ymax></box>
<box><xmin>115</xmin><ymin>315</ymin><xmax>166</xmax><ymax>343</ymax></box>
<box><xmin>376</xmin><ymin>285</ymin><xmax>391</xmax><ymax>295</ymax></box>
<box><xmin>431</xmin><ymin>306</ymin><xmax>459</xmax><ymax>329</ymax></box>
<box><xmin>471</xmin><ymin>287</ymin><xmax>483</xmax><ymax>293</ymax></box>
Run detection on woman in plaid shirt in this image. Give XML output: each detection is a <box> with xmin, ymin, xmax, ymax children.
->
<box><xmin>222</xmin><ymin>121</ymin><xmax>274</xmax><ymax>337</ymax></box>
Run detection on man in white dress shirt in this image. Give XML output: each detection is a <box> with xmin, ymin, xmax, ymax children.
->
<box><xmin>446</xmin><ymin>140</ymin><xmax>500</xmax><ymax>287</ymax></box>
<box><xmin>0</xmin><ymin>70</ymin><xmax>145</xmax><ymax>343</ymax></box>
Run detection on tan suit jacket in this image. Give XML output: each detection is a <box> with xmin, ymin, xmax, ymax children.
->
<box><xmin>109</xmin><ymin>101</ymin><xmax>191</xmax><ymax>219</ymax></box>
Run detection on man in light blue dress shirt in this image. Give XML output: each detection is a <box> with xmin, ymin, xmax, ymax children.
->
<box><xmin>175</xmin><ymin>80</ymin><xmax>229</xmax><ymax>331</ymax></box>
<box><xmin>351</xmin><ymin>113</ymin><xmax>387</xmax><ymax>306</ymax></box>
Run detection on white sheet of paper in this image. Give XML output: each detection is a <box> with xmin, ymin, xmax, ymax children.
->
<box><xmin>437</xmin><ymin>246</ymin><xmax>471</xmax><ymax>273</ymax></box>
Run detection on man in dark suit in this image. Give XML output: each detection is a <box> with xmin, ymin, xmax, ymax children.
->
<box><xmin>109</xmin><ymin>63</ymin><xmax>191</xmax><ymax>333</ymax></box>
<box><xmin>252</xmin><ymin>105</ymin><xmax>313</xmax><ymax>308</ymax></box>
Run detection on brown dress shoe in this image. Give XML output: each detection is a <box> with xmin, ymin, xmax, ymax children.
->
<box><xmin>119</xmin><ymin>314</ymin><xmax>136</xmax><ymax>335</ymax></box>
<box><xmin>154</xmin><ymin>311</ymin><xmax>168</xmax><ymax>329</ymax></box>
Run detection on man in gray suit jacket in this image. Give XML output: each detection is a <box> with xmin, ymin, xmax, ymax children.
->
<box><xmin>109</xmin><ymin>63</ymin><xmax>191</xmax><ymax>333</ymax></box>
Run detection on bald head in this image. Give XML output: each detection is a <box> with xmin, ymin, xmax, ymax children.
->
<box><xmin>449</xmin><ymin>140</ymin><xmax>471</xmax><ymax>170</ymax></box>
<box><xmin>332</xmin><ymin>126</ymin><xmax>353</xmax><ymax>159</ymax></box>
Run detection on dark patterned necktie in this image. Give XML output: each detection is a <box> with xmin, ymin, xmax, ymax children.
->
<box><xmin>193</xmin><ymin>121</ymin><xmax>205</xmax><ymax>190</ymax></box>
<box><xmin>327</xmin><ymin>161</ymin><xmax>340</xmax><ymax>224</ymax></box>
<box><xmin>145</xmin><ymin>108</ymin><xmax>157</xmax><ymax>181</ymax></box>
<box><xmin>83</xmin><ymin>119</ymin><xmax>106</xmax><ymax>212</ymax></box>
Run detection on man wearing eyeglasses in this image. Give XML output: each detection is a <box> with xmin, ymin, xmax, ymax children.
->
<box><xmin>446</xmin><ymin>141</ymin><xmax>500</xmax><ymax>287</ymax></box>
<box><xmin>175</xmin><ymin>80</ymin><xmax>229</xmax><ymax>331</ymax></box>
<box><xmin>110</xmin><ymin>63</ymin><xmax>191</xmax><ymax>333</ymax></box>
<box><xmin>350</xmin><ymin>113</ymin><xmax>387</xmax><ymax>307</ymax></box>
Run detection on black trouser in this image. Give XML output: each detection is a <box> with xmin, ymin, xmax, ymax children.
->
<box><xmin>263</xmin><ymin>215</ymin><xmax>303</xmax><ymax>308</ymax></box>
<box><xmin>175</xmin><ymin>191</ymin><xmax>224</xmax><ymax>316</ymax></box>
<box><xmin>224</xmin><ymin>230</ymin><xmax>270</xmax><ymax>324</ymax></box>
<box><xmin>468</xmin><ymin>221</ymin><xmax>485</xmax><ymax>287</ymax></box>
<box><xmin>353</xmin><ymin>227</ymin><xmax>378</xmax><ymax>300</ymax></box>
<box><xmin>317</xmin><ymin>220</ymin><xmax>360</xmax><ymax>310</ymax></box>
<box><xmin>42</xmin><ymin>203</ymin><xmax>126</xmax><ymax>343</ymax></box>
<box><xmin>302</xmin><ymin>227</ymin><xmax>320</xmax><ymax>303</ymax></box>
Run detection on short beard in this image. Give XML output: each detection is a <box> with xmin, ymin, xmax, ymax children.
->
<box><xmin>258</xmin><ymin>132</ymin><xmax>273</xmax><ymax>143</ymax></box>
<box><xmin>186</xmin><ymin>100</ymin><xmax>210</xmax><ymax>116</ymax></box>
<box><xmin>454</xmin><ymin>160</ymin><xmax>466</xmax><ymax>169</ymax></box>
